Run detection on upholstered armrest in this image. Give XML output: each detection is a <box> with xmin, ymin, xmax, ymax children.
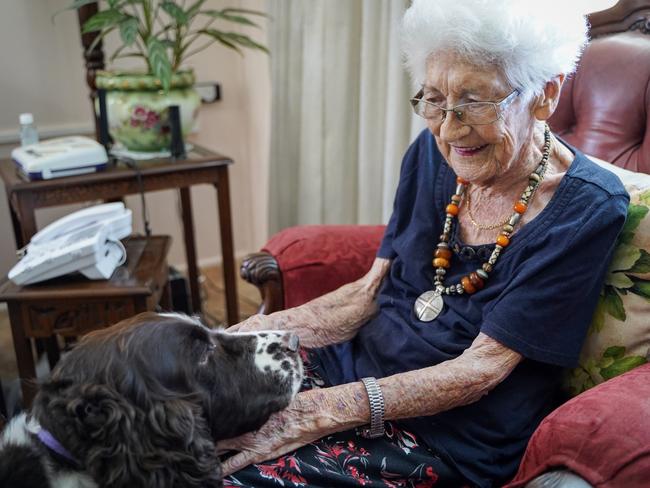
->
<box><xmin>505</xmin><ymin>363</ymin><xmax>650</xmax><ymax>488</ymax></box>
<box><xmin>240</xmin><ymin>225</ymin><xmax>385</xmax><ymax>313</ymax></box>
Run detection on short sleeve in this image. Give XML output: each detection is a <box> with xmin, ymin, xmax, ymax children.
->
<box><xmin>482</xmin><ymin>194</ymin><xmax>628</xmax><ymax>367</ymax></box>
<box><xmin>377</xmin><ymin>130</ymin><xmax>430</xmax><ymax>259</ymax></box>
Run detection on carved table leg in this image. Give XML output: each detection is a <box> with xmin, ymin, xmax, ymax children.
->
<box><xmin>8</xmin><ymin>305</ymin><xmax>37</xmax><ymax>408</ymax></box>
<box><xmin>0</xmin><ymin>379</ymin><xmax>7</xmax><ymax>423</ymax></box>
<box><xmin>44</xmin><ymin>337</ymin><xmax>60</xmax><ymax>370</ymax></box>
<box><xmin>215</xmin><ymin>167</ymin><xmax>239</xmax><ymax>325</ymax></box>
<box><xmin>179</xmin><ymin>187</ymin><xmax>201</xmax><ymax>314</ymax></box>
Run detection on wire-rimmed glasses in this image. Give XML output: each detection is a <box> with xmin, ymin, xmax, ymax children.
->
<box><xmin>410</xmin><ymin>89</ymin><xmax>520</xmax><ymax>126</ymax></box>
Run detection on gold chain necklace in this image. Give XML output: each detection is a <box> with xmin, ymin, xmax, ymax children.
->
<box><xmin>414</xmin><ymin>124</ymin><xmax>551</xmax><ymax>322</ymax></box>
<box><xmin>465</xmin><ymin>190</ymin><xmax>511</xmax><ymax>230</ymax></box>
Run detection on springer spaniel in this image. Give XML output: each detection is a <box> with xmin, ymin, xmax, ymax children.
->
<box><xmin>0</xmin><ymin>312</ymin><xmax>303</xmax><ymax>487</ymax></box>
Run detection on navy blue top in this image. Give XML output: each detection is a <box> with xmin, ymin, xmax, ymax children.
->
<box><xmin>313</xmin><ymin>129</ymin><xmax>629</xmax><ymax>487</ymax></box>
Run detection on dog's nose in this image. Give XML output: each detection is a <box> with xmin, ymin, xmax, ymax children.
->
<box><xmin>283</xmin><ymin>333</ymin><xmax>300</xmax><ymax>352</ymax></box>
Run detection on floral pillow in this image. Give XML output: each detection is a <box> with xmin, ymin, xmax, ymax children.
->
<box><xmin>565</xmin><ymin>159</ymin><xmax>650</xmax><ymax>396</ymax></box>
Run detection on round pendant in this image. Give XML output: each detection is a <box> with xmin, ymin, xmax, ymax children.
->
<box><xmin>414</xmin><ymin>290</ymin><xmax>444</xmax><ymax>322</ymax></box>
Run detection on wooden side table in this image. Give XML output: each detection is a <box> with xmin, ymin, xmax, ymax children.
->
<box><xmin>0</xmin><ymin>236</ymin><xmax>171</xmax><ymax>407</ymax></box>
<box><xmin>0</xmin><ymin>145</ymin><xmax>239</xmax><ymax>324</ymax></box>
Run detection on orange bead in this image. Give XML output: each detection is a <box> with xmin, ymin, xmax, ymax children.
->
<box><xmin>514</xmin><ymin>201</ymin><xmax>527</xmax><ymax>214</ymax></box>
<box><xmin>496</xmin><ymin>234</ymin><xmax>510</xmax><ymax>247</ymax></box>
<box><xmin>461</xmin><ymin>276</ymin><xmax>477</xmax><ymax>294</ymax></box>
<box><xmin>456</xmin><ymin>176</ymin><xmax>469</xmax><ymax>185</ymax></box>
<box><xmin>435</xmin><ymin>248</ymin><xmax>453</xmax><ymax>260</ymax></box>
<box><xmin>469</xmin><ymin>272</ymin><xmax>485</xmax><ymax>290</ymax></box>
<box><xmin>446</xmin><ymin>204</ymin><xmax>459</xmax><ymax>216</ymax></box>
<box><xmin>433</xmin><ymin>257</ymin><xmax>450</xmax><ymax>269</ymax></box>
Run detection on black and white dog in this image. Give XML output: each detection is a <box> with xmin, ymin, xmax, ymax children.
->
<box><xmin>0</xmin><ymin>312</ymin><xmax>303</xmax><ymax>487</ymax></box>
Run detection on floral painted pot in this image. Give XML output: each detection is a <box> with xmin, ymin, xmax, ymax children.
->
<box><xmin>96</xmin><ymin>70</ymin><xmax>201</xmax><ymax>152</ymax></box>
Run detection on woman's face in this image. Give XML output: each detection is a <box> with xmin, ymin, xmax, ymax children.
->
<box><xmin>423</xmin><ymin>51</ymin><xmax>536</xmax><ymax>186</ymax></box>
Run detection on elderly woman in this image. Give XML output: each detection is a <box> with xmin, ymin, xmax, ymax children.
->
<box><xmin>221</xmin><ymin>1</ymin><xmax>628</xmax><ymax>486</ymax></box>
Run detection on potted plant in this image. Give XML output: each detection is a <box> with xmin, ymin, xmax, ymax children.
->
<box><xmin>60</xmin><ymin>0</ymin><xmax>268</xmax><ymax>152</ymax></box>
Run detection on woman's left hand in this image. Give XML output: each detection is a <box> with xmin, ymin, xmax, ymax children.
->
<box><xmin>219</xmin><ymin>383</ymin><xmax>369</xmax><ymax>476</ymax></box>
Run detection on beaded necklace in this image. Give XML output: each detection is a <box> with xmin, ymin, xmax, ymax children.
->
<box><xmin>414</xmin><ymin>124</ymin><xmax>551</xmax><ymax>322</ymax></box>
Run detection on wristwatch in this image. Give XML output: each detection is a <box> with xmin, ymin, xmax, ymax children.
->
<box><xmin>359</xmin><ymin>377</ymin><xmax>385</xmax><ymax>439</ymax></box>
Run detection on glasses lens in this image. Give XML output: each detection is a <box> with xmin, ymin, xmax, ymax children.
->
<box><xmin>410</xmin><ymin>98</ymin><xmax>500</xmax><ymax>125</ymax></box>
<box><xmin>411</xmin><ymin>99</ymin><xmax>443</xmax><ymax>120</ymax></box>
<box><xmin>460</xmin><ymin>103</ymin><xmax>498</xmax><ymax>125</ymax></box>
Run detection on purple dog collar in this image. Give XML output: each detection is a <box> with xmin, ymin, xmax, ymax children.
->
<box><xmin>37</xmin><ymin>429</ymin><xmax>80</xmax><ymax>467</ymax></box>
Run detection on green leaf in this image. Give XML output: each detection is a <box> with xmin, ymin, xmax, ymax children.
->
<box><xmin>605</xmin><ymin>271</ymin><xmax>634</xmax><ymax>289</ymax></box>
<box><xmin>630</xmin><ymin>277</ymin><xmax>650</xmax><ymax>300</ymax></box>
<box><xmin>629</xmin><ymin>249</ymin><xmax>650</xmax><ymax>274</ymax></box>
<box><xmin>119</xmin><ymin>16</ymin><xmax>139</xmax><ymax>46</ymax></box>
<box><xmin>603</xmin><ymin>346</ymin><xmax>626</xmax><ymax>359</ymax></box>
<box><xmin>85</xmin><ymin>25</ymin><xmax>117</xmax><ymax>55</ymax></box>
<box><xmin>161</xmin><ymin>1</ymin><xmax>189</xmax><ymax>25</ymax></box>
<box><xmin>221</xmin><ymin>7</ymin><xmax>269</xmax><ymax>17</ymax></box>
<box><xmin>82</xmin><ymin>9</ymin><xmax>125</xmax><ymax>34</ymax></box>
<box><xmin>600</xmin><ymin>356</ymin><xmax>647</xmax><ymax>380</ymax></box>
<box><xmin>199</xmin><ymin>29</ymin><xmax>243</xmax><ymax>54</ymax></box>
<box><xmin>621</xmin><ymin>204</ymin><xmax>649</xmax><ymax>235</ymax></box>
<box><xmin>590</xmin><ymin>296</ymin><xmax>607</xmax><ymax>333</ymax></box>
<box><xmin>603</xmin><ymin>288</ymin><xmax>626</xmax><ymax>321</ymax></box>
<box><xmin>618</xmin><ymin>231</ymin><xmax>634</xmax><ymax>245</ymax></box>
<box><xmin>214</xmin><ymin>31</ymin><xmax>269</xmax><ymax>54</ymax></box>
<box><xmin>159</xmin><ymin>39</ymin><xmax>176</xmax><ymax>49</ymax></box>
<box><xmin>596</xmin><ymin>355</ymin><xmax>615</xmax><ymax>369</ymax></box>
<box><xmin>186</xmin><ymin>0</ymin><xmax>207</xmax><ymax>18</ymax></box>
<box><xmin>640</xmin><ymin>190</ymin><xmax>650</xmax><ymax>205</ymax></box>
<box><xmin>610</xmin><ymin>243</ymin><xmax>641</xmax><ymax>272</ymax></box>
<box><xmin>112</xmin><ymin>51</ymin><xmax>146</xmax><ymax>61</ymax></box>
<box><xmin>201</xmin><ymin>10</ymin><xmax>260</xmax><ymax>28</ymax></box>
<box><xmin>147</xmin><ymin>37</ymin><xmax>172</xmax><ymax>91</ymax></box>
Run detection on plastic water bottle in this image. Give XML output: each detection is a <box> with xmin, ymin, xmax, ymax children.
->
<box><xmin>19</xmin><ymin>113</ymin><xmax>39</xmax><ymax>147</ymax></box>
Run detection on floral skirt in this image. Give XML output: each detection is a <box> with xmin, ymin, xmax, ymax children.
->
<box><xmin>222</xmin><ymin>350</ymin><xmax>468</xmax><ymax>488</ymax></box>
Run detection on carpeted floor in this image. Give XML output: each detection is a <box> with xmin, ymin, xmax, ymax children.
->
<box><xmin>0</xmin><ymin>263</ymin><xmax>262</xmax><ymax>416</ymax></box>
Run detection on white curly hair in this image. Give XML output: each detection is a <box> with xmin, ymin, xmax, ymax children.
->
<box><xmin>401</xmin><ymin>0</ymin><xmax>589</xmax><ymax>96</ymax></box>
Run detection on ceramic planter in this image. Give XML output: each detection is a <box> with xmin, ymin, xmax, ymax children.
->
<box><xmin>96</xmin><ymin>70</ymin><xmax>201</xmax><ymax>152</ymax></box>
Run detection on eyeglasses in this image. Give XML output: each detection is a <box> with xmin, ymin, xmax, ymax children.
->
<box><xmin>409</xmin><ymin>89</ymin><xmax>520</xmax><ymax>126</ymax></box>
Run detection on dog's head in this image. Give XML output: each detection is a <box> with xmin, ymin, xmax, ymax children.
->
<box><xmin>31</xmin><ymin>312</ymin><xmax>303</xmax><ymax>488</ymax></box>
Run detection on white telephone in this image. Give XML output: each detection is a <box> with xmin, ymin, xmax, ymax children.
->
<box><xmin>8</xmin><ymin>203</ymin><xmax>133</xmax><ymax>286</ymax></box>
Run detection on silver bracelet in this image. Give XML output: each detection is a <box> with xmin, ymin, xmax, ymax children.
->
<box><xmin>359</xmin><ymin>377</ymin><xmax>385</xmax><ymax>439</ymax></box>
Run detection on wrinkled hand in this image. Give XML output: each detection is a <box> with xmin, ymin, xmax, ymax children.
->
<box><xmin>219</xmin><ymin>385</ymin><xmax>367</xmax><ymax>476</ymax></box>
<box><xmin>227</xmin><ymin>314</ymin><xmax>279</xmax><ymax>333</ymax></box>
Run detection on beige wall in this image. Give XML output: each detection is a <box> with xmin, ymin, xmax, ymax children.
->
<box><xmin>0</xmin><ymin>0</ymin><xmax>270</xmax><ymax>276</ymax></box>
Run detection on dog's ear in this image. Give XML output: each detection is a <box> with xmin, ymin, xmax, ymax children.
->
<box><xmin>35</xmin><ymin>382</ymin><xmax>223</xmax><ymax>488</ymax></box>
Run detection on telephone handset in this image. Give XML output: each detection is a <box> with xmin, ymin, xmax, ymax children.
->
<box><xmin>8</xmin><ymin>203</ymin><xmax>133</xmax><ymax>286</ymax></box>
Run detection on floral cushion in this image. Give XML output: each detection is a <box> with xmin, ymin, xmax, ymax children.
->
<box><xmin>565</xmin><ymin>158</ymin><xmax>650</xmax><ymax>395</ymax></box>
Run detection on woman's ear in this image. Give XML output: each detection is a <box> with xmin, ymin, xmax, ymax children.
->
<box><xmin>533</xmin><ymin>74</ymin><xmax>565</xmax><ymax>121</ymax></box>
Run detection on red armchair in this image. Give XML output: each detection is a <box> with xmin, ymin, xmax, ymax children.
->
<box><xmin>240</xmin><ymin>1</ymin><xmax>650</xmax><ymax>486</ymax></box>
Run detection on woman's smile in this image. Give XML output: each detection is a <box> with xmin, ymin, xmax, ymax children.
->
<box><xmin>451</xmin><ymin>144</ymin><xmax>489</xmax><ymax>157</ymax></box>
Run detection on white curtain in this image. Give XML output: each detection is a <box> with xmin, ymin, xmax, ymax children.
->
<box><xmin>267</xmin><ymin>0</ymin><xmax>425</xmax><ymax>233</ymax></box>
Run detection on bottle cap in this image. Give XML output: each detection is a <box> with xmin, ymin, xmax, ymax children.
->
<box><xmin>19</xmin><ymin>113</ymin><xmax>34</xmax><ymax>125</ymax></box>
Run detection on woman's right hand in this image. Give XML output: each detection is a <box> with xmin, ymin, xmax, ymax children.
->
<box><xmin>226</xmin><ymin>313</ymin><xmax>280</xmax><ymax>333</ymax></box>
<box><xmin>227</xmin><ymin>257</ymin><xmax>390</xmax><ymax>345</ymax></box>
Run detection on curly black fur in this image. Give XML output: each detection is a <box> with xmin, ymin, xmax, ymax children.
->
<box><xmin>0</xmin><ymin>442</ymin><xmax>51</xmax><ymax>488</ymax></box>
<box><xmin>1</xmin><ymin>312</ymin><xmax>301</xmax><ymax>488</ymax></box>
